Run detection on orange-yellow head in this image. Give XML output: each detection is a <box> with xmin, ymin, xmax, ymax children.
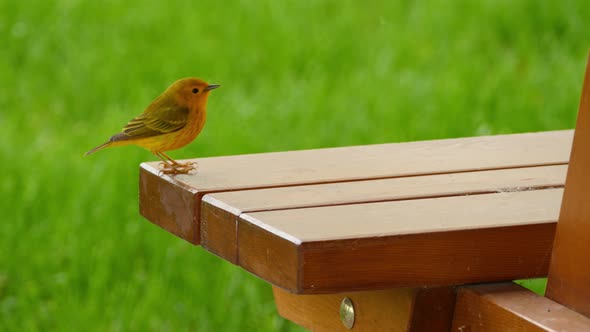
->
<box><xmin>162</xmin><ymin>77</ymin><xmax>221</xmax><ymax>110</ymax></box>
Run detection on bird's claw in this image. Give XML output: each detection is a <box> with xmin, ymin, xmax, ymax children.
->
<box><xmin>158</xmin><ymin>161</ymin><xmax>198</xmax><ymax>175</ymax></box>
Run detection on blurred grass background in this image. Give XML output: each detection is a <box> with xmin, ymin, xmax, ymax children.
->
<box><xmin>1</xmin><ymin>0</ymin><xmax>589</xmax><ymax>330</ymax></box>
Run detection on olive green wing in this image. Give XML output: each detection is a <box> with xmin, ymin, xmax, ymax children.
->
<box><xmin>110</xmin><ymin>106</ymin><xmax>189</xmax><ymax>142</ymax></box>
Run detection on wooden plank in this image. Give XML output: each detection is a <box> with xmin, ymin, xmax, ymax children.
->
<box><xmin>200</xmin><ymin>204</ymin><xmax>237</xmax><ymax>260</ymax></box>
<box><xmin>140</xmin><ymin>130</ymin><xmax>572</xmax><ymax>244</ymax></box>
<box><xmin>451</xmin><ymin>283</ymin><xmax>590</xmax><ymax>331</ymax></box>
<box><xmin>201</xmin><ymin>166</ymin><xmax>566</xmax><ymax>262</ymax></box>
<box><xmin>238</xmin><ymin>189</ymin><xmax>562</xmax><ymax>293</ymax></box>
<box><xmin>242</xmin><ymin>188</ymin><xmax>562</xmax><ymax>243</ymax></box>
<box><xmin>239</xmin><ymin>217</ymin><xmax>300</xmax><ymax>289</ymax></box>
<box><xmin>139</xmin><ymin>168</ymin><xmax>198</xmax><ymax>241</ymax></box>
<box><xmin>546</xmin><ymin>54</ymin><xmax>590</xmax><ymax>317</ymax></box>
<box><xmin>273</xmin><ymin>286</ymin><xmax>455</xmax><ymax>332</ymax></box>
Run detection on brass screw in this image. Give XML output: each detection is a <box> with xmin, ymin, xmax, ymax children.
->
<box><xmin>340</xmin><ymin>297</ymin><xmax>355</xmax><ymax>329</ymax></box>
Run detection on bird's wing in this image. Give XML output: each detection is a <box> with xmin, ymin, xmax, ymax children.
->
<box><xmin>111</xmin><ymin>106</ymin><xmax>189</xmax><ymax>141</ymax></box>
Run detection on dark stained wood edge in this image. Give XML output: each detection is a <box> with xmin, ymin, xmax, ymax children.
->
<box><xmin>238</xmin><ymin>222</ymin><xmax>555</xmax><ymax>294</ymax></box>
<box><xmin>451</xmin><ymin>283</ymin><xmax>590</xmax><ymax>331</ymax></box>
<box><xmin>408</xmin><ymin>287</ymin><xmax>457</xmax><ymax>331</ymax></box>
<box><xmin>546</xmin><ymin>52</ymin><xmax>590</xmax><ymax>317</ymax></box>
<box><xmin>139</xmin><ymin>165</ymin><xmax>200</xmax><ymax>244</ymax></box>
<box><xmin>298</xmin><ymin>224</ymin><xmax>555</xmax><ymax>294</ymax></box>
<box><xmin>200</xmin><ymin>195</ymin><xmax>240</xmax><ymax>262</ymax></box>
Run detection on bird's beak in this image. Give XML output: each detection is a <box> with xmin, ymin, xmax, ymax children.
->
<box><xmin>204</xmin><ymin>84</ymin><xmax>221</xmax><ymax>91</ymax></box>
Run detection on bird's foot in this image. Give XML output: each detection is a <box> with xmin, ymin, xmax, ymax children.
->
<box><xmin>158</xmin><ymin>161</ymin><xmax>198</xmax><ymax>175</ymax></box>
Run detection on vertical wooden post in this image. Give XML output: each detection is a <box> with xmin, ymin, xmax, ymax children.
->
<box><xmin>546</xmin><ymin>52</ymin><xmax>590</xmax><ymax>317</ymax></box>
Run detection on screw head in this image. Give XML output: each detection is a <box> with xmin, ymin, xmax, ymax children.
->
<box><xmin>340</xmin><ymin>297</ymin><xmax>355</xmax><ymax>329</ymax></box>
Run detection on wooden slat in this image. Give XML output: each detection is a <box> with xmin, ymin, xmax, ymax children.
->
<box><xmin>139</xmin><ymin>169</ymin><xmax>199</xmax><ymax>241</ymax></box>
<box><xmin>546</xmin><ymin>54</ymin><xmax>590</xmax><ymax>317</ymax></box>
<box><xmin>140</xmin><ymin>130</ymin><xmax>572</xmax><ymax>244</ymax></box>
<box><xmin>451</xmin><ymin>283</ymin><xmax>590</xmax><ymax>331</ymax></box>
<box><xmin>201</xmin><ymin>166</ymin><xmax>566</xmax><ymax>262</ymax></box>
<box><xmin>273</xmin><ymin>286</ymin><xmax>455</xmax><ymax>332</ymax></box>
<box><xmin>237</xmin><ymin>189</ymin><xmax>562</xmax><ymax>293</ymax></box>
<box><xmin>243</xmin><ymin>188</ymin><xmax>562</xmax><ymax>243</ymax></box>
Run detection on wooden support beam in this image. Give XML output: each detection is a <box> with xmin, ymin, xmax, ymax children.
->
<box><xmin>546</xmin><ymin>53</ymin><xmax>590</xmax><ymax>317</ymax></box>
<box><xmin>273</xmin><ymin>286</ymin><xmax>455</xmax><ymax>331</ymax></box>
<box><xmin>452</xmin><ymin>283</ymin><xmax>590</xmax><ymax>331</ymax></box>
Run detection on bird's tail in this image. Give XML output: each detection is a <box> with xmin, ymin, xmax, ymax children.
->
<box><xmin>85</xmin><ymin>141</ymin><xmax>112</xmax><ymax>156</ymax></box>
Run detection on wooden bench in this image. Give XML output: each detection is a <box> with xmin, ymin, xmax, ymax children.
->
<box><xmin>138</xmin><ymin>55</ymin><xmax>590</xmax><ymax>331</ymax></box>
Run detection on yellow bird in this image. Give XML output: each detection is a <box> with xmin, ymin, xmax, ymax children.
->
<box><xmin>85</xmin><ymin>78</ymin><xmax>220</xmax><ymax>174</ymax></box>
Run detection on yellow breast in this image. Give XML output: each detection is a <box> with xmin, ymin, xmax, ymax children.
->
<box><xmin>137</xmin><ymin>107</ymin><xmax>207</xmax><ymax>152</ymax></box>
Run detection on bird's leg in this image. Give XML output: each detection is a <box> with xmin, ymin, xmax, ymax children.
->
<box><xmin>159</xmin><ymin>151</ymin><xmax>182</xmax><ymax>166</ymax></box>
<box><xmin>153</xmin><ymin>151</ymin><xmax>197</xmax><ymax>175</ymax></box>
<box><xmin>153</xmin><ymin>151</ymin><xmax>173</xmax><ymax>167</ymax></box>
<box><xmin>161</xmin><ymin>151</ymin><xmax>198</xmax><ymax>172</ymax></box>
<box><xmin>154</xmin><ymin>151</ymin><xmax>178</xmax><ymax>172</ymax></box>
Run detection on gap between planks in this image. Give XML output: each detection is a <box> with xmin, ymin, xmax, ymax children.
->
<box><xmin>144</xmin><ymin>161</ymin><xmax>568</xmax><ymax>200</ymax></box>
<box><xmin>207</xmin><ymin>183</ymin><xmax>565</xmax><ymax>215</ymax></box>
<box><xmin>201</xmin><ymin>164</ymin><xmax>567</xmax><ymax>215</ymax></box>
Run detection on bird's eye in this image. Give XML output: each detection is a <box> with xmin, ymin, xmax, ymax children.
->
<box><xmin>192</xmin><ymin>88</ymin><xmax>199</xmax><ymax>94</ymax></box>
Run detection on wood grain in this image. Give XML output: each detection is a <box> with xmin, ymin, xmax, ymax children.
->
<box><xmin>546</xmin><ymin>54</ymin><xmax>590</xmax><ymax>317</ymax></box>
<box><xmin>200</xmin><ymin>202</ymin><xmax>237</xmax><ymax>260</ymax></box>
<box><xmin>239</xmin><ymin>218</ymin><xmax>300</xmax><ymax>289</ymax></box>
<box><xmin>238</xmin><ymin>189</ymin><xmax>561</xmax><ymax>293</ymax></box>
<box><xmin>140</xmin><ymin>130</ymin><xmax>572</xmax><ymax>244</ymax></box>
<box><xmin>204</xmin><ymin>165</ymin><xmax>566</xmax><ymax>213</ymax></box>
<box><xmin>139</xmin><ymin>166</ymin><xmax>199</xmax><ymax>241</ymax></box>
<box><xmin>243</xmin><ymin>188</ymin><xmax>562</xmax><ymax>242</ymax></box>
<box><xmin>452</xmin><ymin>283</ymin><xmax>590</xmax><ymax>331</ymax></box>
<box><xmin>273</xmin><ymin>286</ymin><xmax>455</xmax><ymax>332</ymax></box>
<box><xmin>201</xmin><ymin>166</ymin><xmax>565</xmax><ymax>262</ymax></box>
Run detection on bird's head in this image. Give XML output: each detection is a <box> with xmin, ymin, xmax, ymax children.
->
<box><xmin>171</xmin><ymin>77</ymin><xmax>220</xmax><ymax>107</ymax></box>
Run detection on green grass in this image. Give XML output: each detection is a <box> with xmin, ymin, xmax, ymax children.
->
<box><xmin>1</xmin><ymin>1</ymin><xmax>589</xmax><ymax>330</ymax></box>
